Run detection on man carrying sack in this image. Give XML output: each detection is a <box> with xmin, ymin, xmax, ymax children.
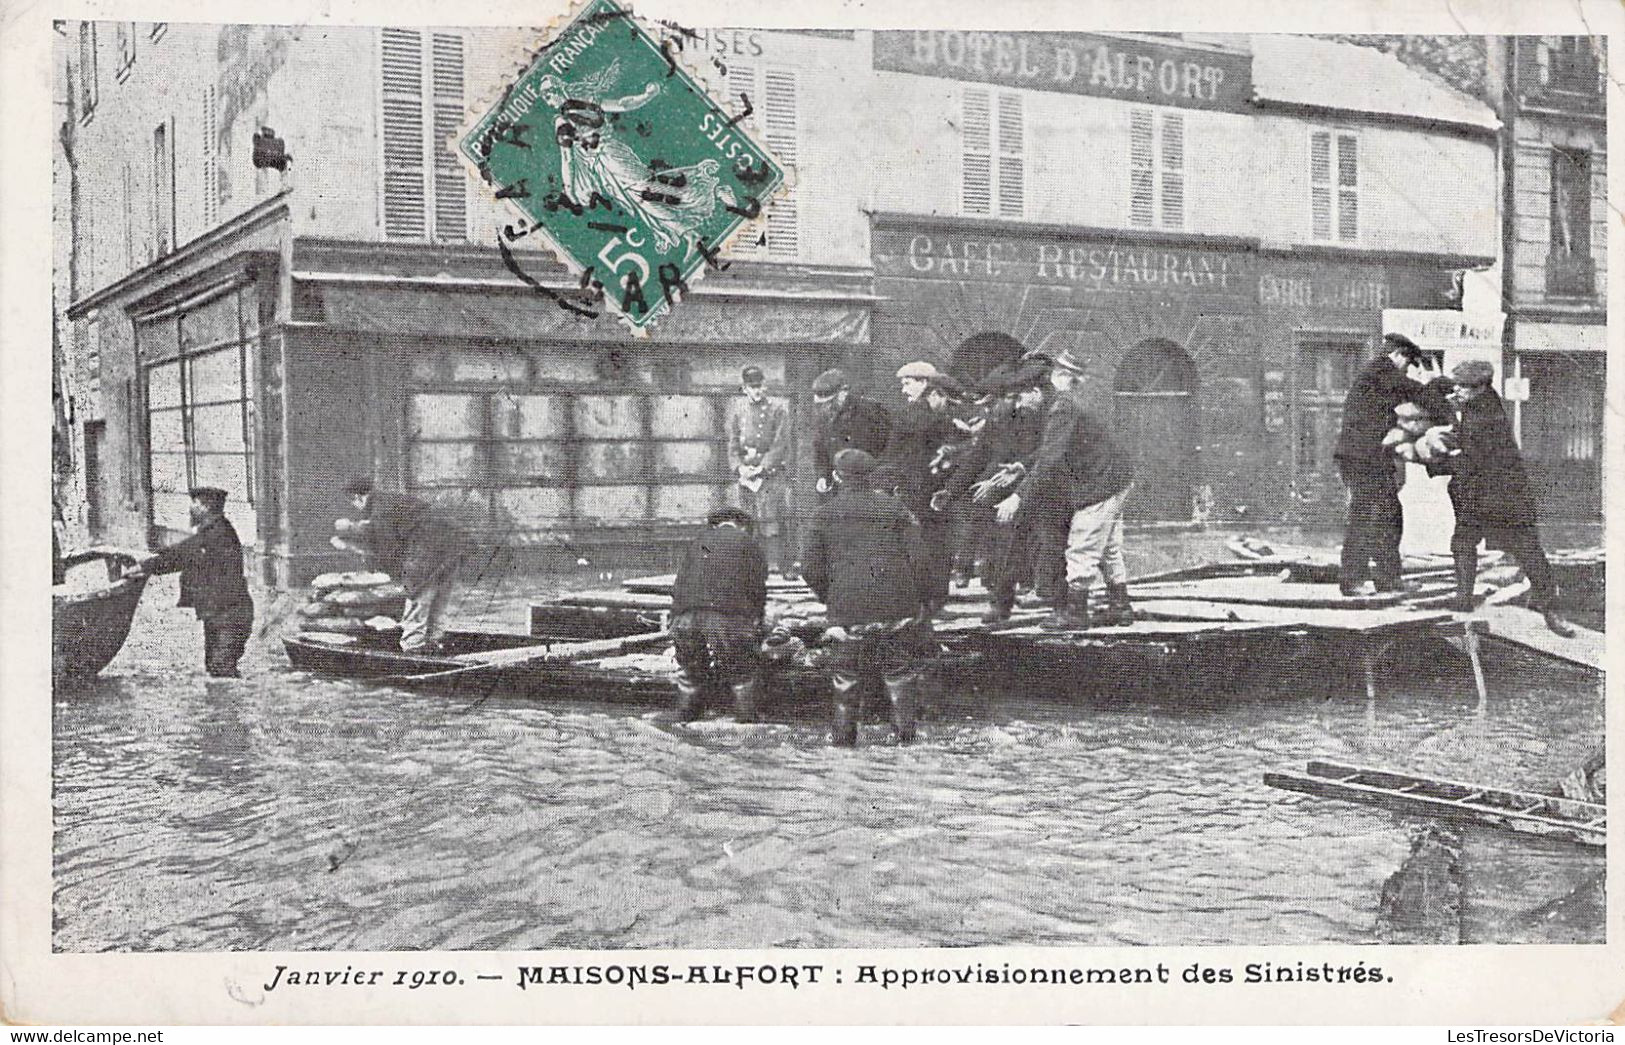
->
<box><xmin>339</xmin><ymin>478</ymin><xmax>471</xmax><ymax>654</ymax></box>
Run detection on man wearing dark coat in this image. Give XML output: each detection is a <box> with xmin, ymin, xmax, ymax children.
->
<box><xmin>995</xmin><ymin>349</ymin><xmax>1134</xmax><ymax>630</ymax></box>
<box><xmin>939</xmin><ymin>364</ymin><xmax>1048</xmax><ymax>622</ymax></box>
<box><xmin>1433</xmin><ymin>361</ymin><xmax>1574</xmax><ymax>636</ymax></box>
<box><xmin>810</xmin><ymin>368</ymin><xmax>891</xmax><ymax>499</ymax></box>
<box><xmin>340</xmin><ymin>478</ymin><xmax>471</xmax><ymax>653</ymax></box>
<box><xmin>128</xmin><ymin>487</ymin><xmax>255</xmax><ymax>677</ymax></box>
<box><xmin>801</xmin><ymin>448</ymin><xmax>937</xmax><ymax>746</ymax></box>
<box><xmin>669</xmin><ymin>507</ymin><xmax>770</xmax><ymax>721</ymax></box>
<box><xmin>882</xmin><ymin>362</ymin><xmax>963</xmax><ymax>611</ymax></box>
<box><xmin>1333</xmin><ymin>333</ymin><xmax>1436</xmax><ymax>595</ymax></box>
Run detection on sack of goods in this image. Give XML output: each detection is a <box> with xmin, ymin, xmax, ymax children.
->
<box><xmin>294</xmin><ymin>571</ymin><xmax>407</xmax><ymax>646</ymax></box>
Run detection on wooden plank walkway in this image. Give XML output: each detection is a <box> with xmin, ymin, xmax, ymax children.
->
<box><xmin>1476</xmin><ymin>604</ymin><xmax>1604</xmax><ymax>673</ymax></box>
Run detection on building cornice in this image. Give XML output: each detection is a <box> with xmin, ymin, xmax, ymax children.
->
<box><xmin>66</xmin><ymin>190</ymin><xmax>292</xmax><ymax>319</ymax></box>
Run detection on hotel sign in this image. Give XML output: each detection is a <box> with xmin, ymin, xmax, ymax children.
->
<box><xmin>874</xmin><ymin>31</ymin><xmax>1254</xmax><ymax>113</ymax></box>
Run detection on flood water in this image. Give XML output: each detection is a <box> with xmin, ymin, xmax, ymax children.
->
<box><xmin>53</xmin><ymin>574</ymin><xmax>1604</xmax><ymax>952</ymax></box>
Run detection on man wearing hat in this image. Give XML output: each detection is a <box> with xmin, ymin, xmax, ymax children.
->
<box><xmin>1432</xmin><ymin>360</ymin><xmax>1574</xmax><ymax>635</ymax></box>
<box><xmin>669</xmin><ymin>506</ymin><xmax>771</xmax><ymax>721</ymax></box>
<box><xmin>800</xmin><ymin>448</ymin><xmax>937</xmax><ymax>746</ymax></box>
<box><xmin>1333</xmin><ymin>332</ymin><xmax>1441</xmax><ymax>595</ymax></box>
<box><xmin>125</xmin><ymin>487</ymin><xmax>256</xmax><ymax>677</ymax></box>
<box><xmin>994</xmin><ymin>348</ymin><xmax>1134</xmax><ymax>630</ymax></box>
<box><xmin>940</xmin><ymin>363</ymin><xmax>1049</xmax><ymax>621</ymax></box>
<box><xmin>727</xmin><ymin>364</ymin><xmax>793</xmax><ymax>574</ymax></box>
<box><xmin>339</xmin><ymin>478</ymin><xmax>471</xmax><ymax>653</ymax></box>
<box><xmin>810</xmin><ymin>368</ymin><xmax>891</xmax><ymax>501</ymax></box>
<box><xmin>883</xmin><ymin>361</ymin><xmax>965</xmax><ymax>608</ymax></box>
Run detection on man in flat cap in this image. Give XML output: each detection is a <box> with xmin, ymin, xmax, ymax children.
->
<box><xmin>1431</xmin><ymin>360</ymin><xmax>1573</xmax><ymax>635</ymax></box>
<box><xmin>883</xmin><ymin>361</ymin><xmax>964</xmax><ymax>609</ymax></box>
<box><xmin>801</xmin><ymin>447</ymin><xmax>937</xmax><ymax>746</ymax></box>
<box><xmin>941</xmin><ymin>363</ymin><xmax>1049</xmax><ymax>621</ymax></box>
<box><xmin>340</xmin><ymin>478</ymin><xmax>471</xmax><ymax>653</ymax></box>
<box><xmin>125</xmin><ymin>486</ymin><xmax>256</xmax><ymax>677</ymax></box>
<box><xmin>995</xmin><ymin>348</ymin><xmax>1134</xmax><ymax>630</ymax></box>
<box><xmin>727</xmin><ymin>364</ymin><xmax>793</xmax><ymax>574</ymax></box>
<box><xmin>669</xmin><ymin>506</ymin><xmax>770</xmax><ymax>721</ymax></box>
<box><xmin>810</xmin><ymin>368</ymin><xmax>891</xmax><ymax>502</ymax></box>
<box><xmin>1333</xmin><ymin>332</ymin><xmax>1443</xmax><ymax>596</ymax></box>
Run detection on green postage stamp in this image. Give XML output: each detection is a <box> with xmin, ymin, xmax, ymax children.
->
<box><xmin>459</xmin><ymin>0</ymin><xmax>789</xmax><ymax>331</ymax></box>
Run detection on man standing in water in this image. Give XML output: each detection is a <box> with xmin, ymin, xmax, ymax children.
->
<box><xmin>125</xmin><ymin>486</ymin><xmax>255</xmax><ymax>678</ymax></box>
<box><xmin>669</xmin><ymin>507</ymin><xmax>770</xmax><ymax>722</ymax></box>
<box><xmin>801</xmin><ymin>448</ymin><xmax>937</xmax><ymax>746</ymax></box>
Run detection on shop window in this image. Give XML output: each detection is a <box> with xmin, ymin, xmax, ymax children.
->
<box><xmin>141</xmin><ymin>289</ymin><xmax>258</xmax><ymax>538</ymax></box>
<box><xmin>724</xmin><ymin>62</ymin><xmax>800</xmax><ymax>259</ymax></box>
<box><xmin>114</xmin><ymin>23</ymin><xmax>136</xmax><ymax>82</ymax></box>
<box><xmin>961</xmin><ymin>87</ymin><xmax>1023</xmax><ymax>219</ymax></box>
<box><xmin>1129</xmin><ymin>108</ymin><xmax>1183</xmax><ymax>230</ymax></box>
<box><xmin>380</xmin><ymin>28</ymin><xmax>467</xmax><ymax>242</ymax></box>
<box><xmin>76</xmin><ymin>23</ymin><xmax>99</xmax><ymax>122</ymax></box>
<box><xmin>1548</xmin><ymin>147</ymin><xmax>1594</xmax><ymax>297</ymax></box>
<box><xmin>1310</xmin><ymin>129</ymin><xmax>1358</xmax><ymax>243</ymax></box>
<box><xmin>405</xmin><ymin>379</ymin><xmax>733</xmax><ymax>536</ymax></box>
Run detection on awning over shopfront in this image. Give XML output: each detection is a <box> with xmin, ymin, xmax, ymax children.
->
<box><xmin>295</xmin><ymin>275</ymin><xmax>875</xmax><ymax>346</ymax></box>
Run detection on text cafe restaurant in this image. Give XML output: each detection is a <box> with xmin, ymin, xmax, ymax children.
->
<box><xmin>868</xmin><ymin>31</ymin><xmax>1488</xmax><ymax>525</ymax></box>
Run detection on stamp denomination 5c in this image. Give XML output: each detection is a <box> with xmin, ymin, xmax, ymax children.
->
<box><xmin>459</xmin><ymin>0</ymin><xmax>789</xmax><ymax>331</ymax></box>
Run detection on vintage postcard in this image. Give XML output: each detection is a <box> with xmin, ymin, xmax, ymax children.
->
<box><xmin>2</xmin><ymin>0</ymin><xmax>1621</xmax><ymax>1028</ymax></box>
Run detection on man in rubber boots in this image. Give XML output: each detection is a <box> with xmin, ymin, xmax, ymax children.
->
<box><xmin>1333</xmin><ymin>333</ymin><xmax>1440</xmax><ymax>596</ymax></box>
<box><xmin>801</xmin><ymin>448</ymin><xmax>937</xmax><ymax>746</ymax></box>
<box><xmin>669</xmin><ymin>506</ymin><xmax>771</xmax><ymax>721</ymax></box>
<box><xmin>126</xmin><ymin>486</ymin><xmax>255</xmax><ymax>678</ymax></box>
<box><xmin>995</xmin><ymin>348</ymin><xmax>1134</xmax><ymax>631</ymax></box>
<box><xmin>1432</xmin><ymin>361</ymin><xmax>1575</xmax><ymax>637</ymax></box>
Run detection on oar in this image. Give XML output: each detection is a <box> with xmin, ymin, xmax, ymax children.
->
<box><xmin>374</xmin><ymin>630</ymin><xmax>670</xmax><ymax>686</ymax></box>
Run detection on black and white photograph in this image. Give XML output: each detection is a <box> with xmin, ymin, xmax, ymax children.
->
<box><xmin>3</xmin><ymin>0</ymin><xmax>1620</xmax><ymax>1028</ymax></box>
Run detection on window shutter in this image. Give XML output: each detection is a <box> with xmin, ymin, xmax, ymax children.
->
<box><xmin>201</xmin><ymin>86</ymin><xmax>219</xmax><ymax>227</ymax></box>
<box><xmin>722</xmin><ymin>63</ymin><xmax>765</xmax><ymax>256</ymax></box>
<box><xmin>961</xmin><ymin>88</ymin><xmax>991</xmax><ymax>216</ymax></box>
<box><xmin>762</xmin><ymin>67</ymin><xmax>799</xmax><ymax>258</ymax></box>
<box><xmin>1309</xmin><ymin>130</ymin><xmax>1332</xmax><ymax>240</ymax></box>
<box><xmin>1129</xmin><ymin>108</ymin><xmax>1154</xmax><ymax>227</ymax></box>
<box><xmin>1160</xmin><ymin>111</ymin><xmax>1184</xmax><ymax>229</ymax></box>
<box><xmin>431</xmin><ymin>33</ymin><xmax>467</xmax><ymax>242</ymax></box>
<box><xmin>381</xmin><ymin>28</ymin><xmax>426</xmax><ymax>239</ymax></box>
<box><xmin>1336</xmin><ymin>133</ymin><xmax>1358</xmax><ymax>241</ymax></box>
<box><xmin>996</xmin><ymin>92</ymin><xmax>1023</xmax><ymax>218</ymax></box>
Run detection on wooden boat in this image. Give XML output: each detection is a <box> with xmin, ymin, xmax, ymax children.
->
<box><xmin>54</xmin><ymin>548</ymin><xmax>147</xmax><ymax>688</ymax></box>
<box><xmin>1266</xmin><ymin>757</ymin><xmax>1606</xmax><ymax>944</ymax></box>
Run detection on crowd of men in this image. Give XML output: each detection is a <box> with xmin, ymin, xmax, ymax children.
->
<box><xmin>117</xmin><ymin>332</ymin><xmax>1577</xmax><ymax>742</ymax></box>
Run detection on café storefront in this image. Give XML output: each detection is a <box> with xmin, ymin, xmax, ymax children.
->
<box><xmin>871</xmin><ymin>213</ymin><xmax>1482</xmax><ymax>524</ymax></box>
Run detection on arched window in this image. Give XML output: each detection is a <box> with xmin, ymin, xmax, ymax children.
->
<box><xmin>1114</xmin><ymin>338</ymin><xmax>1197</xmax><ymax>396</ymax></box>
<box><xmin>950</xmin><ymin>332</ymin><xmax>1025</xmax><ymax>388</ymax></box>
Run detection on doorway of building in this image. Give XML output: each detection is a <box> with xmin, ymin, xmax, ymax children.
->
<box><xmin>1114</xmin><ymin>339</ymin><xmax>1198</xmax><ymax>521</ymax></box>
<box><xmin>950</xmin><ymin>332</ymin><xmax>1025</xmax><ymax>389</ymax></box>
<box><xmin>1519</xmin><ymin>351</ymin><xmax>1603</xmax><ymax>521</ymax></box>
<box><xmin>1293</xmin><ymin>335</ymin><xmax>1366</xmax><ymax>516</ymax></box>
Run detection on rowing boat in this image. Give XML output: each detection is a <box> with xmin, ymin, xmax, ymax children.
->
<box><xmin>54</xmin><ymin>548</ymin><xmax>148</xmax><ymax>689</ymax></box>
